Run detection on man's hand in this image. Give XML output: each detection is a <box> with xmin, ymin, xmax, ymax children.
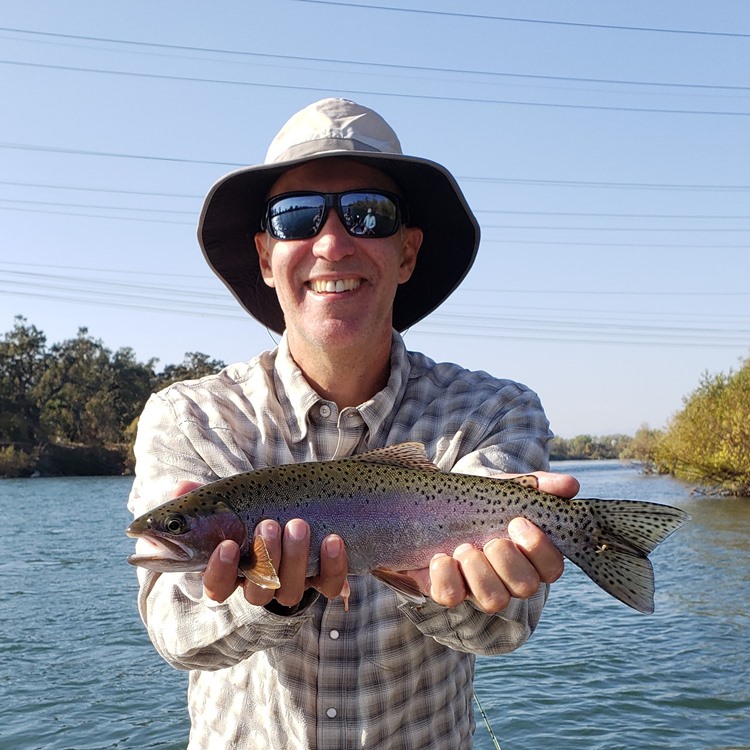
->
<box><xmin>169</xmin><ymin>481</ymin><xmax>348</xmax><ymax>607</ymax></box>
<box><xmin>405</xmin><ymin>471</ymin><xmax>579</xmax><ymax>613</ymax></box>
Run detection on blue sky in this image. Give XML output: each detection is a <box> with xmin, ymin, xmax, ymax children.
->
<box><xmin>2</xmin><ymin>1</ymin><xmax>749</xmax><ymax>437</ymax></box>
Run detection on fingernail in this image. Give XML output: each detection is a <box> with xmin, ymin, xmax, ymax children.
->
<box><xmin>324</xmin><ymin>536</ymin><xmax>342</xmax><ymax>559</ymax></box>
<box><xmin>286</xmin><ymin>519</ymin><xmax>308</xmax><ymax>542</ymax></box>
<box><xmin>219</xmin><ymin>541</ymin><xmax>238</xmax><ymax>564</ymax></box>
<box><xmin>257</xmin><ymin>520</ymin><xmax>279</xmax><ymax>541</ymax></box>
<box><xmin>509</xmin><ymin>517</ymin><xmax>534</xmax><ymax>541</ymax></box>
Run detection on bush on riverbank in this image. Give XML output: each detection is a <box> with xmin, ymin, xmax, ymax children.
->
<box><xmin>0</xmin><ymin>317</ymin><xmax>224</xmax><ymax>477</ymax></box>
<box><xmin>653</xmin><ymin>358</ymin><xmax>750</xmax><ymax>496</ymax></box>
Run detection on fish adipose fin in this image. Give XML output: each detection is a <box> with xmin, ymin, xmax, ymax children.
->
<box><xmin>239</xmin><ymin>536</ymin><xmax>281</xmax><ymax>590</ymax></box>
<box><xmin>568</xmin><ymin>499</ymin><xmax>691</xmax><ymax>614</ymax></box>
<box><xmin>371</xmin><ymin>567</ymin><xmax>427</xmax><ymax>604</ymax></box>
<box><xmin>350</xmin><ymin>442</ymin><xmax>440</xmax><ymax>472</ymax></box>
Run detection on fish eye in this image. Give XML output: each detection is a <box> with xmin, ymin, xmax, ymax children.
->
<box><xmin>163</xmin><ymin>513</ymin><xmax>189</xmax><ymax>535</ymax></box>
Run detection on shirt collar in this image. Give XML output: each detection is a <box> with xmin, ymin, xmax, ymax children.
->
<box><xmin>272</xmin><ymin>331</ymin><xmax>411</xmax><ymax>445</ymax></box>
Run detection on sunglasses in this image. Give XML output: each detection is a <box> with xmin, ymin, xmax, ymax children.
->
<box><xmin>261</xmin><ymin>190</ymin><xmax>408</xmax><ymax>241</ymax></box>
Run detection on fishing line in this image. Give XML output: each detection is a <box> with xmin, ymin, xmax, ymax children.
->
<box><xmin>474</xmin><ymin>692</ymin><xmax>502</xmax><ymax>750</ymax></box>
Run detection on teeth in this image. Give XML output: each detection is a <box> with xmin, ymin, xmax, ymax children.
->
<box><xmin>311</xmin><ymin>279</ymin><xmax>361</xmax><ymax>294</ymax></box>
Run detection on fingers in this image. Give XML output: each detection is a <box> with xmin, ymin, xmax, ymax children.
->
<box><xmin>274</xmin><ymin>520</ymin><xmax>311</xmax><ymax>607</ymax></box>
<box><xmin>307</xmin><ymin>535</ymin><xmax>348</xmax><ymax>600</ymax></box>
<box><xmin>422</xmin><ymin>518</ymin><xmax>565</xmax><ymax>613</ymax></box>
<box><xmin>534</xmin><ymin>471</ymin><xmax>580</xmax><ymax>499</ymax></box>
<box><xmin>427</xmin><ymin>553</ymin><xmax>469</xmax><ymax>608</ymax></box>
<box><xmin>172</xmin><ymin>480</ymin><xmax>203</xmax><ymax>497</ymax></box>
<box><xmin>241</xmin><ymin>521</ymin><xmax>348</xmax><ymax>608</ymax></box>
<box><xmin>241</xmin><ymin>520</ymin><xmax>283</xmax><ymax>606</ymax></box>
<box><xmin>507</xmin><ymin>517</ymin><xmax>565</xmax><ymax>584</ymax></box>
<box><xmin>203</xmin><ymin>540</ymin><xmax>243</xmax><ymax>603</ymax></box>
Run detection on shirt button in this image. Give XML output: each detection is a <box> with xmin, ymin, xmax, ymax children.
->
<box><xmin>329</xmin><ymin>629</ymin><xmax>340</xmax><ymax>640</ymax></box>
<box><xmin>326</xmin><ymin>707</ymin><xmax>338</xmax><ymax>719</ymax></box>
<box><xmin>319</xmin><ymin>404</ymin><xmax>332</xmax><ymax>418</ymax></box>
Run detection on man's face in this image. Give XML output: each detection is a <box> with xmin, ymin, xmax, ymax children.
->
<box><xmin>255</xmin><ymin>160</ymin><xmax>423</xmax><ymax>356</ymax></box>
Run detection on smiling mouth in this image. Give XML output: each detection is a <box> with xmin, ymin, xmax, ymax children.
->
<box><xmin>308</xmin><ymin>278</ymin><xmax>362</xmax><ymax>294</ymax></box>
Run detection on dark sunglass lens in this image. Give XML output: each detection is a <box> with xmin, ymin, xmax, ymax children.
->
<box><xmin>267</xmin><ymin>195</ymin><xmax>326</xmax><ymax>239</ymax></box>
<box><xmin>339</xmin><ymin>192</ymin><xmax>399</xmax><ymax>237</ymax></box>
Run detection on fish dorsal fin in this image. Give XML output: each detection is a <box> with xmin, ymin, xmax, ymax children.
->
<box><xmin>348</xmin><ymin>442</ymin><xmax>440</xmax><ymax>472</ymax></box>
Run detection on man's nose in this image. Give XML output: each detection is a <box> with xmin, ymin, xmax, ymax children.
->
<box><xmin>311</xmin><ymin>211</ymin><xmax>356</xmax><ymax>260</ymax></box>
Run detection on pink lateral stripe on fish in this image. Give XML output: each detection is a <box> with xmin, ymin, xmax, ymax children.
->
<box><xmin>126</xmin><ymin>442</ymin><xmax>690</xmax><ymax>614</ymax></box>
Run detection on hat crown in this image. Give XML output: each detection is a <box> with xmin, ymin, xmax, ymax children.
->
<box><xmin>265</xmin><ymin>98</ymin><xmax>404</xmax><ymax>165</ymax></box>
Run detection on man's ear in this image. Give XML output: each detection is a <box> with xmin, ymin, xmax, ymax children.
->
<box><xmin>254</xmin><ymin>232</ymin><xmax>276</xmax><ymax>288</ymax></box>
<box><xmin>398</xmin><ymin>227</ymin><xmax>424</xmax><ymax>284</ymax></box>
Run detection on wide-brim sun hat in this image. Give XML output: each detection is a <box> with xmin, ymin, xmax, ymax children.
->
<box><xmin>198</xmin><ymin>98</ymin><xmax>480</xmax><ymax>334</ymax></box>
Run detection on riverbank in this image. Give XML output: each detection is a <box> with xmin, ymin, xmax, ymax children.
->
<box><xmin>0</xmin><ymin>442</ymin><xmax>129</xmax><ymax>478</ymax></box>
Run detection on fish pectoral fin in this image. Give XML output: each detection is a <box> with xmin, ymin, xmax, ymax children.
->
<box><xmin>239</xmin><ymin>536</ymin><xmax>280</xmax><ymax>590</ymax></box>
<box><xmin>509</xmin><ymin>474</ymin><xmax>539</xmax><ymax>490</ymax></box>
<box><xmin>371</xmin><ymin>567</ymin><xmax>426</xmax><ymax>604</ymax></box>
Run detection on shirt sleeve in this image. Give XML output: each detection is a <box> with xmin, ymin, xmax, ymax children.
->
<box><xmin>128</xmin><ymin>392</ymin><xmax>317</xmax><ymax>672</ymax></box>
<box><xmin>397</xmin><ymin>588</ymin><xmax>548</xmax><ymax>655</ymax></box>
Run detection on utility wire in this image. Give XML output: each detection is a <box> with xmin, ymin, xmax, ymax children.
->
<box><xmin>294</xmin><ymin>0</ymin><xmax>750</xmax><ymax>39</ymax></box>
<box><xmin>3</xmin><ymin>26</ymin><xmax>750</xmax><ymax>92</ymax></box>
<box><xmin>4</xmin><ymin>185</ymin><xmax>750</xmax><ymax>220</ymax></box>
<box><xmin>2</xmin><ymin>143</ymin><xmax>750</xmax><ymax>194</ymax></box>
<box><xmin>3</xmin><ymin>59</ymin><xmax>749</xmax><ymax>117</ymax></box>
<box><xmin>291</xmin><ymin>0</ymin><xmax>750</xmax><ymax>38</ymax></box>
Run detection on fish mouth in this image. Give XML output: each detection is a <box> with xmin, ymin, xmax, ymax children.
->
<box><xmin>126</xmin><ymin>534</ymin><xmax>197</xmax><ymax>570</ymax></box>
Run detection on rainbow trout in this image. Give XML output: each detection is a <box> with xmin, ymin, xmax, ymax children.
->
<box><xmin>126</xmin><ymin>442</ymin><xmax>689</xmax><ymax>613</ymax></box>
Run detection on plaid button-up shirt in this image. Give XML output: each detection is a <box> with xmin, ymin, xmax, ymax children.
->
<box><xmin>128</xmin><ymin>331</ymin><xmax>553</xmax><ymax>749</ymax></box>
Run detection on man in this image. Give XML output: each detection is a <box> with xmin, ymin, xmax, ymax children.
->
<box><xmin>128</xmin><ymin>98</ymin><xmax>577</xmax><ymax>749</ymax></box>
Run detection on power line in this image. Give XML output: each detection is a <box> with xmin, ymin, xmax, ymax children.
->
<box><xmin>0</xmin><ymin>179</ymin><xmax>201</xmax><ymax>199</ymax></box>
<box><xmin>0</xmin><ymin>139</ymin><xmax>242</xmax><ymax>167</ymax></box>
<box><xmin>3</xmin><ymin>26</ymin><xmax>749</xmax><ymax>92</ymax></box>
<box><xmin>462</xmin><ymin>176</ymin><xmax>750</xmax><ymax>191</ymax></box>
<box><xmin>483</xmin><ymin>238</ymin><xmax>750</xmax><ymax>249</ymax></box>
<box><xmin>4</xmin><ymin>181</ymin><xmax>750</xmax><ymax>216</ymax></box>
<box><xmin>3</xmin><ymin>59</ymin><xmax>750</xmax><ymax>117</ymax></box>
<box><xmin>3</xmin><ymin>263</ymin><xmax>746</xmax><ymax>299</ymax></box>
<box><xmin>291</xmin><ymin>0</ymin><xmax>750</xmax><ymax>38</ymax></box>
<box><xmin>0</xmin><ymin>198</ymin><xmax>195</xmax><ymax>215</ymax></box>
<box><xmin>4</xmin><ymin>195</ymin><xmax>750</xmax><ymax>228</ymax></box>
<box><xmin>2</xmin><ymin>143</ymin><xmax>750</xmax><ymax>194</ymax></box>
<box><xmin>477</xmin><ymin>209</ymin><xmax>750</xmax><ymax>220</ymax></box>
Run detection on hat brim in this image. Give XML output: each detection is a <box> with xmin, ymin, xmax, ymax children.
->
<box><xmin>198</xmin><ymin>151</ymin><xmax>479</xmax><ymax>334</ymax></box>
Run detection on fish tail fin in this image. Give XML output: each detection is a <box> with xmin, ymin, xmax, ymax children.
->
<box><xmin>565</xmin><ymin>499</ymin><xmax>690</xmax><ymax>614</ymax></box>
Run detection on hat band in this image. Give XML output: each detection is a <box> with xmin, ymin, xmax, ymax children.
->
<box><xmin>272</xmin><ymin>137</ymin><xmax>386</xmax><ymax>164</ymax></box>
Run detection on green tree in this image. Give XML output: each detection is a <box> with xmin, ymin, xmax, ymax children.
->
<box><xmin>35</xmin><ymin>330</ymin><xmax>160</xmax><ymax>449</ymax></box>
<box><xmin>111</xmin><ymin>347</ymin><xmax>159</xmax><ymax>442</ymax></box>
<box><xmin>157</xmin><ymin>351</ymin><xmax>226</xmax><ymax>388</ymax></box>
<box><xmin>620</xmin><ymin>424</ymin><xmax>665</xmax><ymax>473</ymax></box>
<box><xmin>0</xmin><ymin>316</ymin><xmax>48</xmax><ymax>446</ymax></box>
<box><xmin>656</xmin><ymin>358</ymin><xmax>750</xmax><ymax>494</ymax></box>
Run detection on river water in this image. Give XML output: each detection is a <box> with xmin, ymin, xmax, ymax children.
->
<box><xmin>0</xmin><ymin>461</ymin><xmax>747</xmax><ymax>749</ymax></box>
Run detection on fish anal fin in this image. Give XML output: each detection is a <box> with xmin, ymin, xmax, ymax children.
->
<box><xmin>371</xmin><ymin>567</ymin><xmax>426</xmax><ymax>604</ymax></box>
<box><xmin>239</xmin><ymin>536</ymin><xmax>280</xmax><ymax>590</ymax></box>
<box><xmin>339</xmin><ymin>578</ymin><xmax>351</xmax><ymax>611</ymax></box>
<box><xmin>349</xmin><ymin>442</ymin><xmax>440</xmax><ymax>472</ymax></box>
